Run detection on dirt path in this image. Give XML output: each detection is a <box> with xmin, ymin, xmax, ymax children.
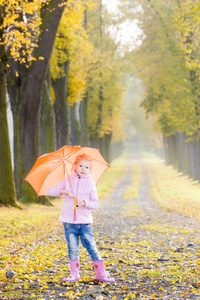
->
<box><xmin>88</xmin><ymin>152</ymin><xmax>200</xmax><ymax>300</ymax></box>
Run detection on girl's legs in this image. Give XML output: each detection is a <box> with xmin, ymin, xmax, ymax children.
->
<box><xmin>63</xmin><ymin>223</ymin><xmax>80</xmax><ymax>260</ymax></box>
<box><xmin>63</xmin><ymin>223</ymin><xmax>80</xmax><ymax>282</ymax></box>
<box><xmin>79</xmin><ymin>224</ymin><xmax>101</xmax><ymax>261</ymax></box>
<box><xmin>80</xmin><ymin>224</ymin><xmax>115</xmax><ymax>283</ymax></box>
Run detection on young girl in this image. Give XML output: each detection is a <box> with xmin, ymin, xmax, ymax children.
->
<box><xmin>47</xmin><ymin>154</ymin><xmax>115</xmax><ymax>283</ymax></box>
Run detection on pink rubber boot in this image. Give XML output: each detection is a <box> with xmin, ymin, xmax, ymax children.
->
<box><xmin>92</xmin><ymin>260</ymin><xmax>115</xmax><ymax>283</ymax></box>
<box><xmin>64</xmin><ymin>259</ymin><xmax>80</xmax><ymax>283</ymax></box>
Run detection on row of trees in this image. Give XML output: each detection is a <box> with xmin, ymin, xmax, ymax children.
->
<box><xmin>0</xmin><ymin>0</ymin><xmax>127</xmax><ymax>206</ymax></box>
<box><xmin>123</xmin><ymin>0</ymin><xmax>200</xmax><ymax>181</ymax></box>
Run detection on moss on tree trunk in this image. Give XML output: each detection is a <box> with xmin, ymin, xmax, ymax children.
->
<box><xmin>0</xmin><ymin>51</ymin><xmax>17</xmax><ymax>206</ymax></box>
<box><xmin>52</xmin><ymin>60</ymin><xmax>70</xmax><ymax>149</ymax></box>
<box><xmin>41</xmin><ymin>79</ymin><xmax>55</xmax><ymax>155</ymax></box>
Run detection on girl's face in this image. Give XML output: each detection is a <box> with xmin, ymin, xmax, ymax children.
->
<box><xmin>75</xmin><ymin>159</ymin><xmax>91</xmax><ymax>177</ymax></box>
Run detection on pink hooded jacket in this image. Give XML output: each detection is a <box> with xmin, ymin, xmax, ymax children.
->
<box><xmin>47</xmin><ymin>171</ymin><xmax>99</xmax><ymax>224</ymax></box>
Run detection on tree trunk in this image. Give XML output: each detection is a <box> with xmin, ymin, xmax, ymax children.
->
<box><xmin>90</xmin><ymin>0</ymin><xmax>104</xmax><ymax>149</ymax></box>
<box><xmin>0</xmin><ymin>8</ymin><xmax>17</xmax><ymax>206</ymax></box>
<box><xmin>187</xmin><ymin>138</ymin><xmax>195</xmax><ymax>178</ymax></box>
<box><xmin>182</xmin><ymin>132</ymin><xmax>188</xmax><ymax>174</ymax></box>
<box><xmin>169</xmin><ymin>135</ymin><xmax>178</xmax><ymax>169</ymax></box>
<box><xmin>102</xmin><ymin>133</ymin><xmax>112</xmax><ymax>164</ymax></box>
<box><xmin>163</xmin><ymin>135</ymin><xmax>170</xmax><ymax>165</ymax></box>
<box><xmin>175</xmin><ymin>131</ymin><xmax>187</xmax><ymax>173</ymax></box>
<box><xmin>7</xmin><ymin>0</ymin><xmax>66</xmax><ymax>203</ymax></box>
<box><xmin>52</xmin><ymin>60</ymin><xmax>70</xmax><ymax>149</ymax></box>
<box><xmin>41</xmin><ymin>76</ymin><xmax>55</xmax><ymax>155</ymax></box>
<box><xmin>163</xmin><ymin>135</ymin><xmax>178</xmax><ymax>168</ymax></box>
<box><xmin>80</xmin><ymin>95</ymin><xmax>89</xmax><ymax>146</ymax></box>
<box><xmin>193</xmin><ymin>137</ymin><xmax>200</xmax><ymax>181</ymax></box>
<box><xmin>70</xmin><ymin>101</ymin><xmax>82</xmax><ymax>146</ymax></box>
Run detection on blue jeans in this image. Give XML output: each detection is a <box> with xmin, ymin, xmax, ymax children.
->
<box><xmin>63</xmin><ymin>223</ymin><xmax>101</xmax><ymax>261</ymax></box>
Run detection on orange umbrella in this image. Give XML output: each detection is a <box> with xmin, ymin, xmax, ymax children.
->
<box><xmin>25</xmin><ymin>145</ymin><xmax>109</xmax><ymax>197</ymax></box>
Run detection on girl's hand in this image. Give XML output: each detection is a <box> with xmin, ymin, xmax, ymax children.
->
<box><xmin>76</xmin><ymin>200</ymin><xmax>86</xmax><ymax>207</ymax></box>
<box><xmin>60</xmin><ymin>190</ymin><xmax>73</xmax><ymax>197</ymax></box>
<box><xmin>67</xmin><ymin>192</ymin><xmax>73</xmax><ymax>198</ymax></box>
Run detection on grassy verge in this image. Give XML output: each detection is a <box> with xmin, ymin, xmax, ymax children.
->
<box><xmin>97</xmin><ymin>155</ymin><xmax>127</xmax><ymax>200</ymax></box>
<box><xmin>122</xmin><ymin>160</ymin><xmax>141</xmax><ymax>199</ymax></box>
<box><xmin>142</xmin><ymin>152</ymin><xmax>200</xmax><ymax>221</ymax></box>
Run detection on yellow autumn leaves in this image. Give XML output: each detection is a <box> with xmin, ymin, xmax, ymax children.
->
<box><xmin>3</xmin><ymin>152</ymin><xmax>200</xmax><ymax>299</ymax></box>
<box><xmin>2</xmin><ymin>0</ymin><xmax>44</xmax><ymax>63</ymax></box>
<box><xmin>51</xmin><ymin>0</ymin><xmax>96</xmax><ymax>104</ymax></box>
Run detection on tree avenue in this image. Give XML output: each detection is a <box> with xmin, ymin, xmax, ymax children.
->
<box><xmin>4</xmin><ymin>0</ymin><xmax>200</xmax><ymax>206</ymax></box>
<box><xmin>122</xmin><ymin>0</ymin><xmax>200</xmax><ymax>181</ymax></box>
<box><xmin>1</xmin><ymin>0</ymin><xmax>127</xmax><ymax>206</ymax></box>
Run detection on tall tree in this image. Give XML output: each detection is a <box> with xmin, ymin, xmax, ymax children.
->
<box><xmin>50</xmin><ymin>0</ymin><xmax>94</xmax><ymax>148</ymax></box>
<box><xmin>86</xmin><ymin>2</ymin><xmax>125</xmax><ymax>161</ymax></box>
<box><xmin>6</xmin><ymin>0</ymin><xmax>67</xmax><ymax>202</ymax></box>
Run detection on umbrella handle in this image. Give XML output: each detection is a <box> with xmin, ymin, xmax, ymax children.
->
<box><xmin>74</xmin><ymin>208</ymin><xmax>77</xmax><ymax>221</ymax></box>
<box><xmin>73</xmin><ymin>197</ymin><xmax>77</xmax><ymax>206</ymax></box>
<box><xmin>73</xmin><ymin>197</ymin><xmax>78</xmax><ymax>221</ymax></box>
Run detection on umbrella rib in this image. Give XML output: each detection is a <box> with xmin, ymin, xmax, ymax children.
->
<box><xmin>64</xmin><ymin>148</ymin><xmax>110</xmax><ymax>166</ymax></box>
<box><xmin>90</xmin><ymin>157</ymin><xmax>110</xmax><ymax>166</ymax></box>
<box><xmin>48</xmin><ymin>160</ymin><xmax>63</xmax><ymax>174</ymax></box>
<box><xmin>64</xmin><ymin>147</ymin><xmax>81</xmax><ymax>159</ymax></box>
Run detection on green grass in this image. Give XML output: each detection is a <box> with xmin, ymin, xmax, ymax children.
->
<box><xmin>141</xmin><ymin>152</ymin><xmax>200</xmax><ymax>221</ymax></box>
<box><xmin>140</xmin><ymin>222</ymin><xmax>194</xmax><ymax>234</ymax></box>
<box><xmin>122</xmin><ymin>160</ymin><xmax>141</xmax><ymax>199</ymax></box>
<box><xmin>97</xmin><ymin>154</ymin><xmax>127</xmax><ymax>200</ymax></box>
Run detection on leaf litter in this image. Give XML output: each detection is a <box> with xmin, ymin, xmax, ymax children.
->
<box><xmin>1</xmin><ymin>153</ymin><xmax>200</xmax><ymax>299</ymax></box>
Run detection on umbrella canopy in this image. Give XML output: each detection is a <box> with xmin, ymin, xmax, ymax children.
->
<box><xmin>25</xmin><ymin>145</ymin><xmax>109</xmax><ymax>196</ymax></box>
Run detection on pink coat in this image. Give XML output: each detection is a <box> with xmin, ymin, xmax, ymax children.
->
<box><xmin>47</xmin><ymin>171</ymin><xmax>99</xmax><ymax>224</ymax></box>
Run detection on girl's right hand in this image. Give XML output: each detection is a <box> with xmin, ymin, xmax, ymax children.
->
<box><xmin>67</xmin><ymin>192</ymin><xmax>73</xmax><ymax>198</ymax></box>
<box><xmin>60</xmin><ymin>190</ymin><xmax>73</xmax><ymax>197</ymax></box>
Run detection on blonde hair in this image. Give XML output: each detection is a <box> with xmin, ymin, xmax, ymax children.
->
<box><xmin>73</xmin><ymin>154</ymin><xmax>93</xmax><ymax>169</ymax></box>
